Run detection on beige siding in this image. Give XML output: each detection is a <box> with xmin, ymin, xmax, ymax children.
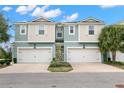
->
<box><xmin>28</xmin><ymin>24</ymin><xmax>55</xmax><ymax>42</ymax></box>
<box><xmin>79</xmin><ymin>24</ymin><xmax>104</xmax><ymax>42</ymax></box>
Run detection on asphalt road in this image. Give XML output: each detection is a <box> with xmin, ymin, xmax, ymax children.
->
<box><xmin>0</xmin><ymin>72</ymin><xmax>124</xmax><ymax>88</ymax></box>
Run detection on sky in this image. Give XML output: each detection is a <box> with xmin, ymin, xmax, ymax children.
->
<box><xmin>0</xmin><ymin>5</ymin><xmax>124</xmax><ymax>44</ymax></box>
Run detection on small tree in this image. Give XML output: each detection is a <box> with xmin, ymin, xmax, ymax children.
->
<box><xmin>0</xmin><ymin>14</ymin><xmax>9</xmax><ymax>57</ymax></box>
<box><xmin>0</xmin><ymin>13</ymin><xmax>9</xmax><ymax>43</ymax></box>
<box><xmin>98</xmin><ymin>25</ymin><xmax>124</xmax><ymax>62</ymax></box>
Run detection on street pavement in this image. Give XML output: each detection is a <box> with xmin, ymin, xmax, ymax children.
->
<box><xmin>0</xmin><ymin>72</ymin><xmax>124</xmax><ymax>88</ymax></box>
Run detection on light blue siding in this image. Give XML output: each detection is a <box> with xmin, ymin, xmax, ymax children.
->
<box><xmin>64</xmin><ymin>25</ymin><xmax>78</xmax><ymax>41</ymax></box>
<box><xmin>15</xmin><ymin>25</ymin><xmax>28</xmax><ymax>41</ymax></box>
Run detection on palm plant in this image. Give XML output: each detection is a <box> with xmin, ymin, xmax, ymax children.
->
<box><xmin>98</xmin><ymin>25</ymin><xmax>124</xmax><ymax>62</ymax></box>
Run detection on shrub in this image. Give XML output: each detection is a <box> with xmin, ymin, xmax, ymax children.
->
<box><xmin>0</xmin><ymin>60</ymin><xmax>5</xmax><ymax>65</ymax></box>
<box><xmin>104</xmin><ymin>60</ymin><xmax>124</xmax><ymax>65</ymax></box>
<box><xmin>13</xmin><ymin>58</ymin><xmax>17</xmax><ymax>63</ymax></box>
<box><xmin>52</xmin><ymin>57</ymin><xmax>56</xmax><ymax>61</ymax></box>
<box><xmin>49</xmin><ymin>62</ymin><xmax>72</xmax><ymax>67</ymax></box>
<box><xmin>6</xmin><ymin>59</ymin><xmax>11</xmax><ymax>65</ymax></box>
<box><xmin>0</xmin><ymin>59</ymin><xmax>11</xmax><ymax>65</ymax></box>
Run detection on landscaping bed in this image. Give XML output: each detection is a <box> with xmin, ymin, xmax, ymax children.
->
<box><xmin>0</xmin><ymin>59</ymin><xmax>11</xmax><ymax>69</ymax></box>
<box><xmin>104</xmin><ymin>61</ymin><xmax>124</xmax><ymax>69</ymax></box>
<box><xmin>0</xmin><ymin>64</ymin><xmax>8</xmax><ymax>69</ymax></box>
<box><xmin>48</xmin><ymin>62</ymin><xmax>73</xmax><ymax>72</ymax></box>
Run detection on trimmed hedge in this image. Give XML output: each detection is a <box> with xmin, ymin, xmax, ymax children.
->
<box><xmin>49</xmin><ymin>62</ymin><xmax>72</xmax><ymax>67</ymax></box>
<box><xmin>48</xmin><ymin>58</ymin><xmax>73</xmax><ymax>72</ymax></box>
<box><xmin>105</xmin><ymin>61</ymin><xmax>124</xmax><ymax>65</ymax></box>
<box><xmin>0</xmin><ymin>59</ymin><xmax>11</xmax><ymax>65</ymax></box>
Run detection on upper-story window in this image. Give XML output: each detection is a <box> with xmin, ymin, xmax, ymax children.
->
<box><xmin>57</xmin><ymin>33</ymin><xmax>62</xmax><ymax>37</ymax></box>
<box><xmin>20</xmin><ymin>25</ymin><xmax>26</xmax><ymax>35</ymax></box>
<box><xmin>69</xmin><ymin>25</ymin><xmax>75</xmax><ymax>35</ymax></box>
<box><xmin>89</xmin><ymin>25</ymin><xmax>94</xmax><ymax>35</ymax></box>
<box><xmin>38</xmin><ymin>25</ymin><xmax>45</xmax><ymax>35</ymax></box>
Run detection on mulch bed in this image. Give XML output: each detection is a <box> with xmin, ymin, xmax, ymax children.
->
<box><xmin>0</xmin><ymin>65</ymin><xmax>8</xmax><ymax>69</ymax></box>
<box><xmin>115</xmin><ymin>84</ymin><xmax>124</xmax><ymax>88</ymax></box>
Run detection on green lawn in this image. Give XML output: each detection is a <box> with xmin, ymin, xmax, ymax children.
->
<box><xmin>104</xmin><ymin>61</ymin><xmax>124</xmax><ymax>69</ymax></box>
<box><xmin>48</xmin><ymin>62</ymin><xmax>73</xmax><ymax>72</ymax></box>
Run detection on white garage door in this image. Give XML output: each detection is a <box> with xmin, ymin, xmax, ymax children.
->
<box><xmin>18</xmin><ymin>48</ymin><xmax>52</xmax><ymax>63</ymax></box>
<box><xmin>110</xmin><ymin>51</ymin><xmax>124</xmax><ymax>62</ymax></box>
<box><xmin>67</xmin><ymin>48</ymin><xmax>101</xmax><ymax>63</ymax></box>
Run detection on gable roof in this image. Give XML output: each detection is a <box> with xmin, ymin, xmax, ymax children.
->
<box><xmin>14</xmin><ymin>16</ymin><xmax>56</xmax><ymax>24</ymax></box>
<box><xmin>31</xmin><ymin>16</ymin><xmax>53</xmax><ymax>22</ymax></box>
<box><xmin>78</xmin><ymin>17</ymin><xmax>105</xmax><ymax>24</ymax></box>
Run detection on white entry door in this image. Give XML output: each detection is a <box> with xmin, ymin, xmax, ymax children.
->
<box><xmin>18</xmin><ymin>48</ymin><xmax>52</xmax><ymax>63</ymax></box>
<box><xmin>68</xmin><ymin>48</ymin><xmax>101</xmax><ymax>63</ymax></box>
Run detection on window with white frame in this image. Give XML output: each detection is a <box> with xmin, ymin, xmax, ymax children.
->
<box><xmin>38</xmin><ymin>25</ymin><xmax>45</xmax><ymax>35</ymax></box>
<box><xmin>20</xmin><ymin>25</ymin><xmax>26</xmax><ymax>35</ymax></box>
<box><xmin>69</xmin><ymin>25</ymin><xmax>75</xmax><ymax>35</ymax></box>
<box><xmin>89</xmin><ymin>25</ymin><xmax>94</xmax><ymax>35</ymax></box>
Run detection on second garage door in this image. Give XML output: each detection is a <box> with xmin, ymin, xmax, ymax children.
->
<box><xmin>110</xmin><ymin>51</ymin><xmax>124</xmax><ymax>62</ymax></box>
<box><xmin>17</xmin><ymin>48</ymin><xmax>52</xmax><ymax>63</ymax></box>
<box><xmin>67</xmin><ymin>48</ymin><xmax>101</xmax><ymax>63</ymax></box>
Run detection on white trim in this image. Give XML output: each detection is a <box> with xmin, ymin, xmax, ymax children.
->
<box><xmin>20</xmin><ymin>25</ymin><xmax>27</xmax><ymax>35</ymax></box>
<box><xmin>78</xmin><ymin>25</ymin><xmax>80</xmax><ymax>41</ymax></box>
<box><xmin>15</xmin><ymin>41</ymin><xmax>55</xmax><ymax>43</ymax></box>
<box><xmin>15</xmin><ymin>41</ymin><xmax>98</xmax><ymax>43</ymax></box>
<box><xmin>31</xmin><ymin>17</ymin><xmax>52</xmax><ymax>22</ymax></box>
<box><xmin>17</xmin><ymin>47</ymin><xmax>53</xmax><ymax>63</ymax></box>
<box><xmin>67</xmin><ymin>46</ymin><xmax>99</xmax><ymax>49</ymax></box>
<box><xmin>79</xmin><ymin>41</ymin><xmax>99</xmax><ymax>43</ymax></box>
<box><xmin>64</xmin><ymin>41</ymin><xmax>78</xmax><ymax>42</ymax></box>
<box><xmin>79</xmin><ymin>17</ymin><xmax>105</xmax><ymax>24</ymax></box>
<box><xmin>64</xmin><ymin>41</ymin><xmax>98</xmax><ymax>43</ymax></box>
<box><xmin>68</xmin><ymin>25</ymin><xmax>75</xmax><ymax>35</ymax></box>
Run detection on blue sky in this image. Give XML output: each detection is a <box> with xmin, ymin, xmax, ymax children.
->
<box><xmin>0</xmin><ymin>5</ymin><xmax>124</xmax><ymax>43</ymax></box>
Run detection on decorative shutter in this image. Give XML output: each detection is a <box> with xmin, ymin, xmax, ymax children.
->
<box><xmin>35</xmin><ymin>25</ymin><xmax>39</xmax><ymax>35</ymax></box>
<box><xmin>44</xmin><ymin>24</ymin><xmax>47</xmax><ymax>35</ymax></box>
<box><xmin>85</xmin><ymin>25</ymin><xmax>89</xmax><ymax>35</ymax></box>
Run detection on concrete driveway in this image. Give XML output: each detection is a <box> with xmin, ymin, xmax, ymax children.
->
<box><xmin>0</xmin><ymin>62</ymin><xmax>124</xmax><ymax>74</ymax></box>
<box><xmin>70</xmin><ymin>62</ymin><xmax>124</xmax><ymax>72</ymax></box>
<box><xmin>0</xmin><ymin>63</ymin><xmax>49</xmax><ymax>74</ymax></box>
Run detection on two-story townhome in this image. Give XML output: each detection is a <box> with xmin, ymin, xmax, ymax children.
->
<box><xmin>12</xmin><ymin>17</ymin><xmax>56</xmax><ymax>63</ymax></box>
<box><xmin>63</xmin><ymin>17</ymin><xmax>105</xmax><ymax>63</ymax></box>
<box><xmin>12</xmin><ymin>17</ymin><xmax>116</xmax><ymax>63</ymax></box>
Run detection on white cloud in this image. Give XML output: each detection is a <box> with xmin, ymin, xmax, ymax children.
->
<box><xmin>32</xmin><ymin>5</ymin><xmax>62</xmax><ymax>18</ymax></box>
<box><xmin>100</xmin><ymin>5</ymin><xmax>117</xmax><ymax>9</ymax></box>
<box><xmin>62</xmin><ymin>12</ymin><xmax>78</xmax><ymax>22</ymax></box>
<box><xmin>2</xmin><ymin>6</ymin><xmax>12</xmax><ymax>12</ymax></box>
<box><xmin>16</xmin><ymin>5</ymin><xmax>36</xmax><ymax>15</ymax></box>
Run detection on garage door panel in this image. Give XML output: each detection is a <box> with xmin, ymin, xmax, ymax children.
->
<box><xmin>68</xmin><ymin>48</ymin><xmax>101</xmax><ymax>63</ymax></box>
<box><xmin>111</xmin><ymin>51</ymin><xmax>124</xmax><ymax>62</ymax></box>
<box><xmin>18</xmin><ymin>48</ymin><xmax>52</xmax><ymax>63</ymax></box>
